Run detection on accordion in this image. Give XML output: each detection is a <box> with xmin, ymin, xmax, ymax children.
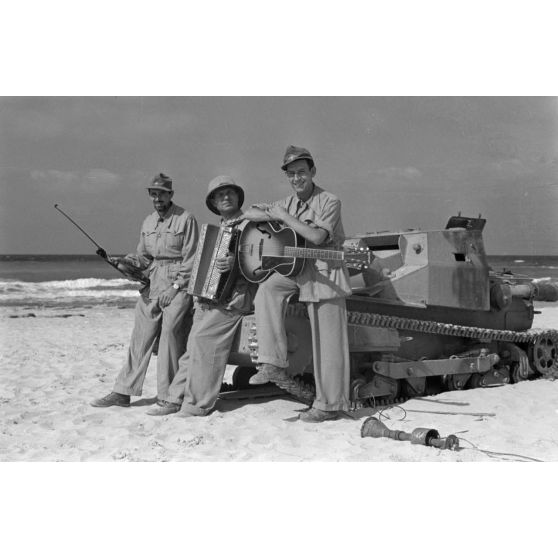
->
<box><xmin>187</xmin><ymin>224</ymin><xmax>238</xmax><ymax>302</ymax></box>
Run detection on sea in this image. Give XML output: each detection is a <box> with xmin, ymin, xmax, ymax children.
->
<box><xmin>1</xmin><ymin>254</ymin><xmax>557</xmax><ymax>309</ymax></box>
<box><xmin>0</xmin><ymin>255</ymin><xmax>142</xmax><ymax>309</ymax></box>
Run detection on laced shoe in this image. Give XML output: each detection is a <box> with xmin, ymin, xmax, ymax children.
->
<box><xmin>90</xmin><ymin>392</ymin><xmax>130</xmax><ymax>408</ymax></box>
<box><xmin>249</xmin><ymin>364</ymin><xmax>288</xmax><ymax>385</ymax></box>
<box><xmin>146</xmin><ymin>401</ymin><xmax>181</xmax><ymax>416</ymax></box>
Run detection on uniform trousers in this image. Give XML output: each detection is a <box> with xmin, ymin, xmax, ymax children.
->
<box><xmin>113</xmin><ymin>291</ymin><xmax>192</xmax><ymax>400</ymax></box>
<box><xmin>166</xmin><ymin>303</ymin><xmax>244</xmax><ymax>415</ymax></box>
<box><xmin>254</xmin><ymin>273</ymin><xmax>351</xmax><ymax>412</ymax></box>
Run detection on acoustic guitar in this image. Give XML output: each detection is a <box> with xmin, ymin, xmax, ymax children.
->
<box><xmin>237</xmin><ymin>221</ymin><xmax>372</xmax><ymax>283</ymax></box>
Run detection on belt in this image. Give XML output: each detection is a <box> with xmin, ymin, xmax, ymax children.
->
<box><xmin>151</xmin><ymin>258</ymin><xmax>182</xmax><ymax>267</ymax></box>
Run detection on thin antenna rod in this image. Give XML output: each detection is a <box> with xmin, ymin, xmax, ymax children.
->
<box><xmin>53</xmin><ymin>203</ymin><xmax>103</xmax><ymax>249</ymax></box>
<box><xmin>53</xmin><ymin>203</ymin><xmax>149</xmax><ymax>287</ymax></box>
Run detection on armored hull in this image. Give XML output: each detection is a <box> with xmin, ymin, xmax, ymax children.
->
<box><xmin>226</xmin><ymin>215</ymin><xmax>558</xmax><ymax>408</ymax></box>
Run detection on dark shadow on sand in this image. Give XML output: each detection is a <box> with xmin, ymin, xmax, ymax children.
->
<box><xmin>131</xmin><ymin>396</ymin><xmax>159</xmax><ymax>407</ymax></box>
<box><xmin>216</xmin><ymin>389</ymin><xmax>294</xmax><ymax>413</ymax></box>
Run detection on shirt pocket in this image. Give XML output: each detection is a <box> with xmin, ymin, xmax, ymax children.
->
<box><xmin>165</xmin><ymin>230</ymin><xmax>185</xmax><ymax>251</ymax></box>
<box><xmin>143</xmin><ymin>230</ymin><xmax>158</xmax><ymax>253</ymax></box>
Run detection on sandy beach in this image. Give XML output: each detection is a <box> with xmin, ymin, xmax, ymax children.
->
<box><xmin>1</xmin><ymin>302</ymin><xmax>557</xmax><ymax>462</ymax></box>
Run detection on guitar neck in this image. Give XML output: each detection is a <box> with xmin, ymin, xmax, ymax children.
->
<box><xmin>282</xmin><ymin>246</ymin><xmax>344</xmax><ymax>261</ymax></box>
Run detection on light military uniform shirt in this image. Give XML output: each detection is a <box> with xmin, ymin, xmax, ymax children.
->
<box><xmin>126</xmin><ymin>203</ymin><xmax>199</xmax><ymax>300</ymax></box>
<box><xmin>274</xmin><ymin>183</ymin><xmax>352</xmax><ymax>302</ymax></box>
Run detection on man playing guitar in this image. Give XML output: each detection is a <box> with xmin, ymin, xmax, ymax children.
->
<box><xmin>242</xmin><ymin>146</ymin><xmax>352</xmax><ymax>422</ymax></box>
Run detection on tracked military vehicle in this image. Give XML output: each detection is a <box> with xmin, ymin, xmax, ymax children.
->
<box><xmin>225</xmin><ymin>215</ymin><xmax>558</xmax><ymax>408</ymax></box>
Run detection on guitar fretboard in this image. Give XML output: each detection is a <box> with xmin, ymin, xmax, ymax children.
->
<box><xmin>280</xmin><ymin>247</ymin><xmax>344</xmax><ymax>260</ymax></box>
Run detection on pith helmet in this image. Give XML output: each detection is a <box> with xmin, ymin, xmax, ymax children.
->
<box><xmin>281</xmin><ymin>145</ymin><xmax>315</xmax><ymax>170</ymax></box>
<box><xmin>147</xmin><ymin>173</ymin><xmax>173</xmax><ymax>192</ymax></box>
<box><xmin>206</xmin><ymin>175</ymin><xmax>245</xmax><ymax>215</ymax></box>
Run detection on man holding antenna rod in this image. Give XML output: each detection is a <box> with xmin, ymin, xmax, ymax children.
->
<box><xmin>90</xmin><ymin>173</ymin><xmax>199</xmax><ymax>408</ymax></box>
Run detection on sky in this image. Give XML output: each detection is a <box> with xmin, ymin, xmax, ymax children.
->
<box><xmin>1</xmin><ymin>96</ymin><xmax>557</xmax><ymax>255</ymax></box>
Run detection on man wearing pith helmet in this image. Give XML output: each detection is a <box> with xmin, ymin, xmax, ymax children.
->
<box><xmin>243</xmin><ymin>146</ymin><xmax>352</xmax><ymax>422</ymax></box>
<box><xmin>148</xmin><ymin>175</ymin><xmax>258</xmax><ymax>416</ymax></box>
<box><xmin>91</xmin><ymin>172</ymin><xmax>199</xmax><ymax>409</ymax></box>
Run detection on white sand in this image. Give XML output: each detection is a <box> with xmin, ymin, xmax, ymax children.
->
<box><xmin>1</xmin><ymin>302</ymin><xmax>557</xmax><ymax>462</ymax></box>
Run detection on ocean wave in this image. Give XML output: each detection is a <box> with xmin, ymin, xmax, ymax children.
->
<box><xmin>0</xmin><ymin>277</ymin><xmax>133</xmax><ymax>291</ymax></box>
<box><xmin>0</xmin><ymin>289</ymin><xmax>141</xmax><ymax>301</ymax></box>
<box><xmin>0</xmin><ymin>277</ymin><xmax>142</xmax><ymax>306</ymax></box>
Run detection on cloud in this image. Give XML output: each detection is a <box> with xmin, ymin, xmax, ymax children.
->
<box><xmin>30</xmin><ymin>170</ymin><xmax>78</xmax><ymax>191</ymax></box>
<box><xmin>84</xmin><ymin>169</ymin><xmax>122</xmax><ymax>187</ymax></box>
<box><xmin>30</xmin><ymin>169</ymin><xmax>121</xmax><ymax>192</ymax></box>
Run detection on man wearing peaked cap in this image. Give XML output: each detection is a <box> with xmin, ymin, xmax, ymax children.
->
<box><xmin>280</xmin><ymin>145</ymin><xmax>315</xmax><ymax>170</ymax></box>
<box><xmin>91</xmin><ymin>172</ymin><xmax>199</xmax><ymax>409</ymax></box>
<box><xmin>148</xmin><ymin>175</ymin><xmax>258</xmax><ymax>417</ymax></box>
<box><xmin>242</xmin><ymin>145</ymin><xmax>353</xmax><ymax>423</ymax></box>
<box><xmin>148</xmin><ymin>172</ymin><xmax>174</xmax><ymax>192</ymax></box>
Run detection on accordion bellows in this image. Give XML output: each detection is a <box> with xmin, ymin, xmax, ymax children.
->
<box><xmin>187</xmin><ymin>224</ymin><xmax>237</xmax><ymax>302</ymax></box>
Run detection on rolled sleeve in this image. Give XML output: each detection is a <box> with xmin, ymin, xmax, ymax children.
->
<box><xmin>312</xmin><ymin>197</ymin><xmax>341</xmax><ymax>244</ymax></box>
<box><xmin>274</xmin><ymin>198</ymin><xmax>290</xmax><ymax>211</ymax></box>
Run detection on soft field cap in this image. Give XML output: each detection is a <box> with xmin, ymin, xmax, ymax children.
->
<box><xmin>281</xmin><ymin>145</ymin><xmax>314</xmax><ymax>170</ymax></box>
<box><xmin>147</xmin><ymin>173</ymin><xmax>173</xmax><ymax>192</ymax></box>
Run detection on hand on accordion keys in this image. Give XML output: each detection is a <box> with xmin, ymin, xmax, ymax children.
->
<box><xmin>215</xmin><ymin>253</ymin><xmax>235</xmax><ymax>273</ymax></box>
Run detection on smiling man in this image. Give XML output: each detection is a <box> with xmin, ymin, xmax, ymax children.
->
<box><xmin>91</xmin><ymin>172</ymin><xmax>199</xmax><ymax>409</ymax></box>
<box><xmin>243</xmin><ymin>146</ymin><xmax>353</xmax><ymax>422</ymax></box>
